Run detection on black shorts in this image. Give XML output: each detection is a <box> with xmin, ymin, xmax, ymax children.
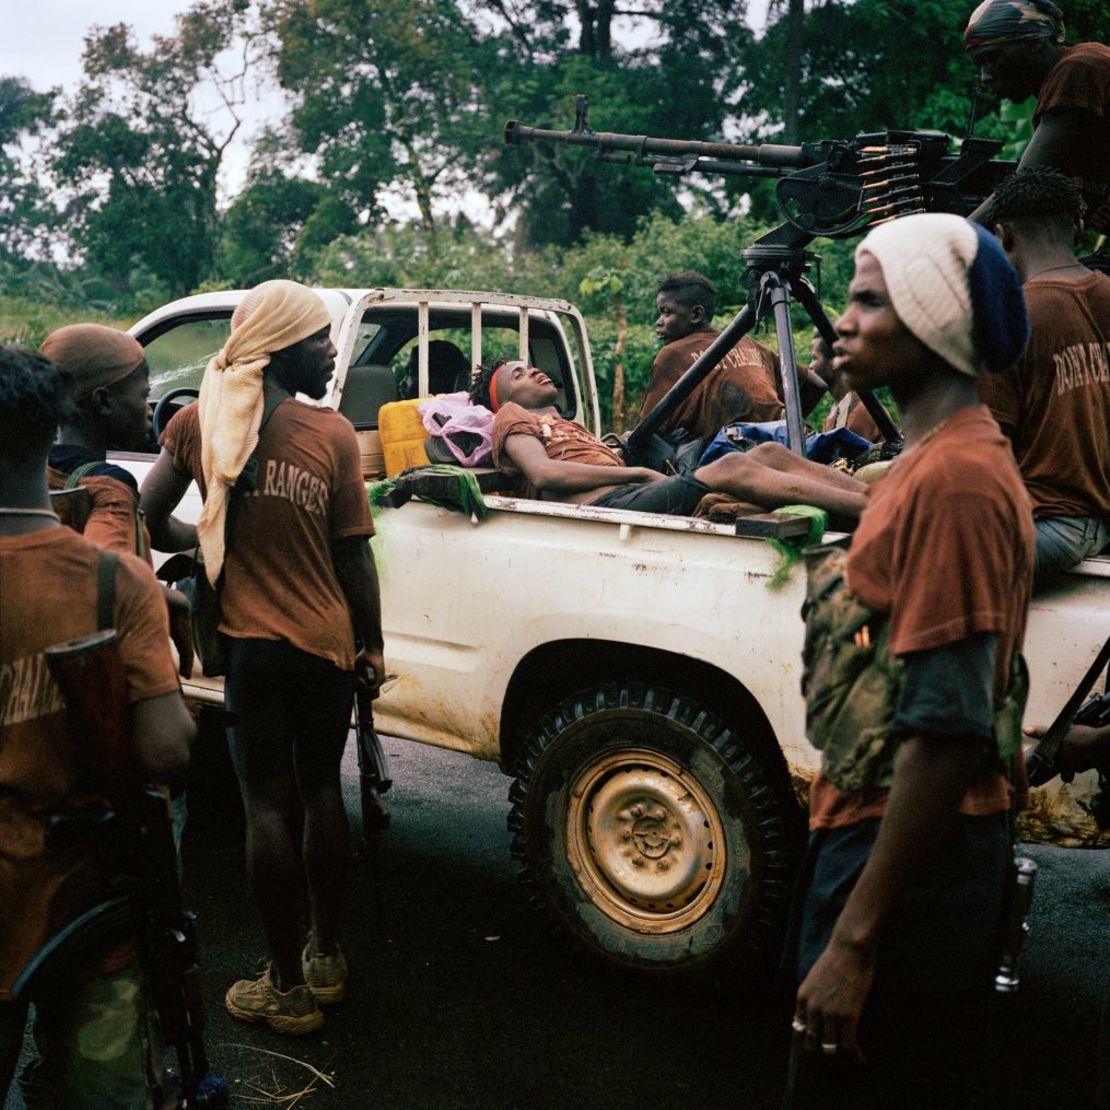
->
<box><xmin>783</xmin><ymin>811</ymin><xmax>1009</xmax><ymax>993</ymax></box>
<box><xmin>225</xmin><ymin>638</ymin><xmax>355</xmax><ymax>788</ymax></box>
<box><xmin>587</xmin><ymin>472</ymin><xmax>711</xmax><ymax>516</ymax></box>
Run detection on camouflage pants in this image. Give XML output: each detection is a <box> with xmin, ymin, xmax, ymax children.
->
<box><xmin>0</xmin><ymin>962</ymin><xmax>160</xmax><ymax>1109</ymax></box>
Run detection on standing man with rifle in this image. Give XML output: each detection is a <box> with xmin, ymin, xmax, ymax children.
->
<box><xmin>142</xmin><ymin>280</ymin><xmax>385</xmax><ymax>1036</ymax></box>
<box><xmin>965</xmin><ymin>0</ymin><xmax>1110</xmax><ymax>263</ymax></box>
<box><xmin>783</xmin><ymin>214</ymin><xmax>1034</xmax><ymax>1109</ymax></box>
<box><xmin>0</xmin><ymin>345</ymin><xmax>194</xmax><ymax>1107</ymax></box>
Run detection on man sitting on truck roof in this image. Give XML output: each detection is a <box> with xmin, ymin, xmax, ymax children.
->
<box><xmin>470</xmin><ymin>358</ymin><xmax>868</xmax><ymax>521</ymax></box>
<box><xmin>638</xmin><ymin>270</ymin><xmax>827</xmax><ymax>443</ymax></box>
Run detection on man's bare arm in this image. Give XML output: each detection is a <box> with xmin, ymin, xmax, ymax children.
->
<box><xmin>140</xmin><ymin>449</ymin><xmax>197</xmax><ymax>553</ymax></box>
<box><xmin>131</xmin><ymin>691</ymin><xmax>195</xmax><ymax>786</ymax></box>
<box><xmin>794</xmin><ymin>735</ymin><xmax>983</xmax><ymax>1055</ymax></box>
<box><xmin>332</xmin><ymin>535</ymin><xmax>386</xmax><ymax>694</ymax></box>
<box><xmin>970</xmin><ymin>110</ymin><xmax>1084</xmax><ymax>225</ymax></box>
<box><xmin>504</xmin><ymin>434</ymin><xmax>661</xmax><ymax>495</ymax></box>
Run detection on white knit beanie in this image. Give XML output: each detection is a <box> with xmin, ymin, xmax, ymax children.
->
<box><xmin>856</xmin><ymin>213</ymin><xmax>1029</xmax><ymax>377</ymax></box>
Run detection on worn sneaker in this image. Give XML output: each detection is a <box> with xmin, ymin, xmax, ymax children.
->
<box><xmin>302</xmin><ymin>943</ymin><xmax>348</xmax><ymax>1006</ymax></box>
<box><xmin>224</xmin><ymin>966</ymin><xmax>324</xmax><ymax>1035</ymax></box>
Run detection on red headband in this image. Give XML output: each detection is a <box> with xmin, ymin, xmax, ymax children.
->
<box><xmin>488</xmin><ymin>365</ymin><xmax>501</xmax><ymax>413</ymax></box>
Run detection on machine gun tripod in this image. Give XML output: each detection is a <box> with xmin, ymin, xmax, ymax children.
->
<box><xmin>626</xmin><ymin>223</ymin><xmax>901</xmax><ymax>461</ymax></box>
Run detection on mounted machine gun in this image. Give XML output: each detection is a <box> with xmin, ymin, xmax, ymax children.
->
<box><xmin>505</xmin><ymin>97</ymin><xmax>1017</xmax><ymax>458</ymax></box>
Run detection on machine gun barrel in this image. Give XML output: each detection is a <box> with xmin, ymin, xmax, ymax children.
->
<box><xmin>507</xmin><ymin>96</ymin><xmax>1014</xmax><ymax>240</ymax></box>
<box><xmin>505</xmin><ymin>117</ymin><xmax>813</xmax><ymax>174</ymax></box>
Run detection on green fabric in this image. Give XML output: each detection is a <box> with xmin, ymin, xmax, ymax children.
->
<box><xmin>366</xmin><ymin>466</ymin><xmax>489</xmax><ymax>522</ymax></box>
<box><xmin>419</xmin><ymin>465</ymin><xmax>489</xmax><ymax>520</ymax></box>
<box><xmin>766</xmin><ymin>504</ymin><xmax>828</xmax><ymax>590</ymax></box>
<box><xmin>802</xmin><ymin>545</ymin><xmax>1029</xmax><ymax>795</ymax></box>
<box><xmin>366</xmin><ymin>479</ymin><xmax>398</xmax><ymax>517</ymax></box>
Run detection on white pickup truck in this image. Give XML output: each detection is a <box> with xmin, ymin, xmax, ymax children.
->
<box><xmin>115</xmin><ymin>286</ymin><xmax>1110</xmax><ymax>979</ymax></box>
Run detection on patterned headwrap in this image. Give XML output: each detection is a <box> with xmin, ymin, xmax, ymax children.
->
<box><xmin>964</xmin><ymin>0</ymin><xmax>1065</xmax><ymax>50</ymax></box>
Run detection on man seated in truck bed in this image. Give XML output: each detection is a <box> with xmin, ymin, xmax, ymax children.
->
<box><xmin>470</xmin><ymin>358</ymin><xmax>868</xmax><ymax>521</ymax></box>
<box><xmin>639</xmin><ymin>271</ymin><xmax>829</xmax><ymax>443</ymax></box>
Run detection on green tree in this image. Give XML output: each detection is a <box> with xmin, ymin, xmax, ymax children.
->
<box><xmin>0</xmin><ymin>77</ymin><xmax>57</xmax><ymax>262</ymax></box>
<box><xmin>489</xmin><ymin>0</ymin><xmax>755</xmax><ymax>245</ymax></box>
<box><xmin>52</xmin><ymin>1</ymin><xmax>259</xmax><ymax>300</ymax></box>
<box><xmin>744</xmin><ymin>0</ymin><xmax>1110</xmax><ymax>144</ymax></box>
<box><xmin>270</xmin><ymin>0</ymin><xmax>755</xmax><ymax>247</ymax></box>
<box><xmin>579</xmin><ymin>268</ymin><xmax>630</xmax><ymax>427</ymax></box>
<box><xmin>269</xmin><ymin>0</ymin><xmax>488</xmax><ymax>235</ymax></box>
<box><xmin>217</xmin><ymin>130</ymin><xmax>358</xmax><ymax>287</ymax></box>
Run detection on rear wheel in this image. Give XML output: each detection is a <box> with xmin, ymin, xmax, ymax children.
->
<box><xmin>508</xmin><ymin>682</ymin><xmax>802</xmax><ymax>977</ymax></box>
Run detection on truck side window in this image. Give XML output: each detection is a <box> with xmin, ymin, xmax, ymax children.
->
<box><xmin>143</xmin><ymin>316</ymin><xmax>232</xmax><ymax>399</ymax></box>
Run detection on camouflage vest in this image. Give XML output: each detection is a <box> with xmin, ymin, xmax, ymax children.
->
<box><xmin>801</xmin><ymin>545</ymin><xmax>1027</xmax><ymax>795</ymax></box>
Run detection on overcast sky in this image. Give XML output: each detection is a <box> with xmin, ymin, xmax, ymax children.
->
<box><xmin>6</xmin><ymin>1</ymin><xmax>181</xmax><ymax>93</ymax></box>
<box><xmin>3</xmin><ymin>1</ymin><xmax>278</xmax><ymax>197</ymax></box>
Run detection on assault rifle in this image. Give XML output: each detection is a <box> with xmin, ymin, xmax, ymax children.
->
<box><xmin>12</xmin><ymin>629</ymin><xmax>228</xmax><ymax>1108</ymax></box>
<box><xmin>505</xmin><ymin>97</ymin><xmax>1018</xmax><ymax>458</ymax></box>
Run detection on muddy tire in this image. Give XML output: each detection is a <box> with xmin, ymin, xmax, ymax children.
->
<box><xmin>508</xmin><ymin>683</ymin><xmax>802</xmax><ymax>977</ymax></box>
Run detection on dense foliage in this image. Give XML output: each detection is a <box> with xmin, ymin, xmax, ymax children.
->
<box><xmin>1</xmin><ymin>0</ymin><xmax>1107</xmax><ymax>425</ymax></box>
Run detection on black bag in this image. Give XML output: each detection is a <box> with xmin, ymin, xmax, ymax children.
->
<box><xmin>190</xmin><ymin>388</ymin><xmax>288</xmax><ymax>678</ymax></box>
<box><xmin>609</xmin><ymin>426</ymin><xmax>707</xmax><ymax>475</ymax></box>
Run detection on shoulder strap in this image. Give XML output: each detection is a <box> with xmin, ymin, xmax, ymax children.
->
<box><xmin>134</xmin><ymin>511</ymin><xmax>148</xmax><ymax>561</ymax></box>
<box><xmin>96</xmin><ymin>550</ymin><xmax>120</xmax><ymax>631</ymax></box>
<box><xmin>259</xmin><ymin>386</ymin><xmax>289</xmax><ymax>433</ymax></box>
<box><xmin>222</xmin><ymin>386</ymin><xmax>290</xmax><ymax>550</ymax></box>
<box><xmin>64</xmin><ymin>460</ymin><xmax>148</xmax><ymax>561</ymax></box>
<box><xmin>64</xmin><ymin>461</ymin><xmax>102</xmax><ymax>490</ymax></box>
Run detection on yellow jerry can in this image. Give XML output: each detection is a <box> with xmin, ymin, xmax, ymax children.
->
<box><xmin>378</xmin><ymin>398</ymin><xmax>430</xmax><ymax>477</ymax></box>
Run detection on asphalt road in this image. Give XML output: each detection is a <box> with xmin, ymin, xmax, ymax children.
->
<box><xmin>7</xmin><ymin>735</ymin><xmax>1109</xmax><ymax>1108</ymax></box>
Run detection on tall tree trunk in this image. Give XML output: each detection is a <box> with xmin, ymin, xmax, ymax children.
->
<box><xmin>575</xmin><ymin>0</ymin><xmax>596</xmax><ymax>56</ymax></box>
<box><xmin>612</xmin><ymin>289</ymin><xmax>627</xmax><ymax>430</ymax></box>
<box><xmin>595</xmin><ymin>0</ymin><xmax>615</xmax><ymax>64</ymax></box>
<box><xmin>783</xmin><ymin>0</ymin><xmax>804</xmax><ymax>144</ymax></box>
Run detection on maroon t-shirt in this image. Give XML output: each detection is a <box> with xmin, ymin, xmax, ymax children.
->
<box><xmin>822</xmin><ymin>393</ymin><xmax>881</xmax><ymax>443</ymax></box>
<box><xmin>491</xmin><ymin>402</ymin><xmax>626</xmax><ymax>503</ymax></box>
<box><xmin>639</xmin><ymin>330</ymin><xmax>783</xmax><ymax>441</ymax></box>
<box><xmin>162</xmin><ymin>397</ymin><xmax>374</xmax><ymax>670</ymax></box>
<box><xmin>0</xmin><ymin>529</ymin><xmax>179</xmax><ymax>998</ymax></box>
<box><xmin>1035</xmin><ymin>43</ymin><xmax>1110</xmax><ymax>234</ymax></box>
<box><xmin>979</xmin><ymin>272</ymin><xmax>1110</xmax><ymax>521</ymax></box>
<box><xmin>809</xmin><ymin>406</ymin><xmax>1035</xmax><ymax>830</ymax></box>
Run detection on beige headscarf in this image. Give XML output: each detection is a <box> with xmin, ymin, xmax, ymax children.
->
<box><xmin>197</xmin><ymin>279</ymin><xmax>332</xmax><ymax>583</ymax></box>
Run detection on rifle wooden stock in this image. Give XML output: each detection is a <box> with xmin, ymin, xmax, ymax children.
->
<box><xmin>44</xmin><ymin>629</ymin><xmax>139</xmax><ymax>817</ymax></box>
<box><xmin>49</xmin><ymin>487</ymin><xmax>91</xmax><ymax>533</ymax></box>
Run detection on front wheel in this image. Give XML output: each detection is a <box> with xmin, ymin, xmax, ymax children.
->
<box><xmin>508</xmin><ymin>683</ymin><xmax>803</xmax><ymax>977</ymax></box>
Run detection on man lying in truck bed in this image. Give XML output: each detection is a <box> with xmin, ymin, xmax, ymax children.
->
<box><xmin>470</xmin><ymin>358</ymin><xmax>869</xmax><ymax>521</ymax></box>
